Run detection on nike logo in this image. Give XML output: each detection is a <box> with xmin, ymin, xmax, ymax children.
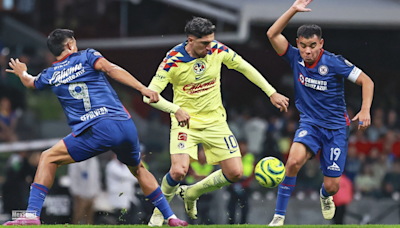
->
<box><xmin>230</xmin><ymin>150</ymin><xmax>238</xmax><ymax>154</ymax></box>
<box><xmin>298</xmin><ymin>60</ymin><xmax>305</xmax><ymax>67</ymax></box>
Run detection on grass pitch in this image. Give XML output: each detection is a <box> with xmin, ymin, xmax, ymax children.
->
<box><xmin>27</xmin><ymin>225</ymin><xmax>400</xmax><ymax>228</ymax></box>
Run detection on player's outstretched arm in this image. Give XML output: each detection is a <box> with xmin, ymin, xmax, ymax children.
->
<box><xmin>6</xmin><ymin>58</ymin><xmax>35</xmax><ymax>89</ymax></box>
<box><xmin>94</xmin><ymin>58</ymin><xmax>159</xmax><ymax>103</ymax></box>
<box><xmin>143</xmin><ymin>84</ymin><xmax>191</xmax><ymax>128</ymax></box>
<box><xmin>235</xmin><ymin>60</ymin><xmax>289</xmax><ymax>112</ymax></box>
<box><xmin>352</xmin><ymin>72</ymin><xmax>374</xmax><ymax>131</ymax></box>
<box><xmin>266</xmin><ymin>0</ymin><xmax>313</xmax><ymax>55</ymax></box>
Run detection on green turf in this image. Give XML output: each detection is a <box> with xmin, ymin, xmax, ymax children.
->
<box><xmin>20</xmin><ymin>225</ymin><xmax>400</xmax><ymax>228</ymax></box>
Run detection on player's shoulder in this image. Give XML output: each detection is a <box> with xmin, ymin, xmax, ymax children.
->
<box><xmin>322</xmin><ymin>49</ymin><xmax>354</xmax><ymax>67</ymax></box>
<box><xmin>160</xmin><ymin>41</ymin><xmax>195</xmax><ymax>73</ymax></box>
<box><xmin>208</xmin><ymin>40</ymin><xmax>230</xmax><ymax>55</ymax></box>
<box><xmin>82</xmin><ymin>48</ymin><xmax>103</xmax><ymax>58</ymax></box>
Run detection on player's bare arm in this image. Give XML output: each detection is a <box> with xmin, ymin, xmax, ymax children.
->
<box><xmin>352</xmin><ymin>72</ymin><xmax>374</xmax><ymax>131</ymax></box>
<box><xmin>94</xmin><ymin>58</ymin><xmax>159</xmax><ymax>103</ymax></box>
<box><xmin>6</xmin><ymin>58</ymin><xmax>35</xmax><ymax>89</ymax></box>
<box><xmin>267</xmin><ymin>0</ymin><xmax>313</xmax><ymax>55</ymax></box>
<box><xmin>270</xmin><ymin>92</ymin><xmax>290</xmax><ymax>113</ymax></box>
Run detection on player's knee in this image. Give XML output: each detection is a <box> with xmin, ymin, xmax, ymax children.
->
<box><xmin>170</xmin><ymin>167</ymin><xmax>188</xmax><ymax>181</ymax></box>
<box><xmin>39</xmin><ymin>149</ymin><xmax>53</xmax><ymax>163</ymax></box>
<box><xmin>225</xmin><ymin>170</ymin><xmax>243</xmax><ymax>182</ymax></box>
<box><xmin>285</xmin><ymin>158</ymin><xmax>303</xmax><ymax>174</ymax></box>
<box><xmin>324</xmin><ymin>183</ymin><xmax>339</xmax><ymax>195</ymax></box>
<box><xmin>130</xmin><ymin>163</ymin><xmax>146</xmax><ymax>177</ymax></box>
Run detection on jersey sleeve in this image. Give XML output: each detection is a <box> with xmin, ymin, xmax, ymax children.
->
<box><xmin>33</xmin><ymin>69</ymin><xmax>51</xmax><ymax>90</ymax></box>
<box><xmin>221</xmin><ymin>45</ymin><xmax>243</xmax><ymax>70</ymax></box>
<box><xmin>280</xmin><ymin>43</ymin><xmax>299</xmax><ymax>67</ymax></box>
<box><xmin>148</xmin><ymin>58</ymin><xmax>172</xmax><ymax>93</ymax></box>
<box><xmin>333</xmin><ymin>55</ymin><xmax>362</xmax><ymax>83</ymax></box>
<box><xmin>86</xmin><ymin>49</ymin><xmax>105</xmax><ymax>69</ymax></box>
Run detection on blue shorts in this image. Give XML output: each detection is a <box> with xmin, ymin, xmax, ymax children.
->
<box><xmin>64</xmin><ymin>119</ymin><xmax>141</xmax><ymax>166</ymax></box>
<box><xmin>293</xmin><ymin>123</ymin><xmax>350</xmax><ymax>177</ymax></box>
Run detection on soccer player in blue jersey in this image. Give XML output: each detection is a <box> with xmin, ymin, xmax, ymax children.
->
<box><xmin>4</xmin><ymin>29</ymin><xmax>187</xmax><ymax>226</ymax></box>
<box><xmin>266</xmin><ymin>0</ymin><xmax>374</xmax><ymax>226</ymax></box>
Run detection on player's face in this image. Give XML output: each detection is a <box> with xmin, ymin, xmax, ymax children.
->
<box><xmin>296</xmin><ymin>35</ymin><xmax>324</xmax><ymax>64</ymax></box>
<box><xmin>188</xmin><ymin>33</ymin><xmax>214</xmax><ymax>58</ymax></box>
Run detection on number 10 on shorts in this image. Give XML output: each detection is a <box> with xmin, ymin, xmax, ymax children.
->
<box><xmin>224</xmin><ymin>135</ymin><xmax>238</xmax><ymax>150</ymax></box>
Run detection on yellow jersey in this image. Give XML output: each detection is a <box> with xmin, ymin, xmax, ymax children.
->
<box><xmin>149</xmin><ymin>40</ymin><xmax>243</xmax><ymax>129</ymax></box>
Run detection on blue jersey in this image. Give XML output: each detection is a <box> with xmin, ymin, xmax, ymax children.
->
<box><xmin>281</xmin><ymin>44</ymin><xmax>362</xmax><ymax>129</ymax></box>
<box><xmin>34</xmin><ymin>49</ymin><xmax>130</xmax><ymax>136</ymax></box>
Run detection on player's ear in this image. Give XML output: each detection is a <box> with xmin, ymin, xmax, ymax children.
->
<box><xmin>188</xmin><ymin>35</ymin><xmax>195</xmax><ymax>43</ymax></box>
<box><xmin>66</xmin><ymin>39</ymin><xmax>74</xmax><ymax>51</ymax></box>
<box><xmin>296</xmin><ymin>38</ymin><xmax>299</xmax><ymax>47</ymax></box>
<box><xmin>320</xmin><ymin>38</ymin><xmax>324</xmax><ymax>48</ymax></box>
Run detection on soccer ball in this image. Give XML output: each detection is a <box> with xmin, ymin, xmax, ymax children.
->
<box><xmin>255</xmin><ymin>157</ymin><xmax>285</xmax><ymax>188</ymax></box>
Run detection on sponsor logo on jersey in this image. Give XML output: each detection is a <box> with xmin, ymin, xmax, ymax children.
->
<box><xmin>327</xmin><ymin>162</ymin><xmax>341</xmax><ymax>171</ymax></box>
<box><xmin>299</xmin><ymin>73</ymin><xmax>305</xmax><ymax>85</ymax></box>
<box><xmin>298</xmin><ymin>73</ymin><xmax>327</xmax><ymax>91</ymax></box>
<box><xmin>178</xmin><ymin>132</ymin><xmax>188</xmax><ymax>141</ymax></box>
<box><xmin>318</xmin><ymin>65</ymin><xmax>329</xmax><ymax>76</ymax></box>
<box><xmin>183</xmin><ymin>78</ymin><xmax>216</xmax><ymax>95</ymax></box>
<box><xmin>298</xmin><ymin>59</ymin><xmax>305</xmax><ymax>67</ymax></box>
<box><xmin>93</xmin><ymin>51</ymin><xmax>102</xmax><ymax>56</ymax></box>
<box><xmin>178</xmin><ymin>142</ymin><xmax>186</xmax><ymax>150</ymax></box>
<box><xmin>193</xmin><ymin>60</ymin><xmax>206</xmax><ymax>79</ymax></box>
<box><xmin>50</xmin><ymin>63</ymin><xmax>86</xmax><ymax>86</ymax></box>
<box><xmin>298</xmin><ymin>130</ymin><xmax>308</xmax><ymax>137</ymax></box>
<box><xmin>344</xmin><ymin>59</ymin><xmax>353</xmax><ymax>67</ymax></box>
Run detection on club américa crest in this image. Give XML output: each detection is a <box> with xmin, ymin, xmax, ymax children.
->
<box><xmin>193</xmin><ymin>60</ymin><xmax>206</xmax><ymax>79</ymax></box>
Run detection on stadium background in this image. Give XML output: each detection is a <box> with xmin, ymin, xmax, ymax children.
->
<box><xmin>0</xmin><ymin>0</ymin><xmax>400</xmax><ymax>225</ymax></box>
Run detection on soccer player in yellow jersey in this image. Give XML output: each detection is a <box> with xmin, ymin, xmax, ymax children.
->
<box><xmin>143</xmin><ymin>17</ymin><xmax>289</xmax><ymax>226</ymax></box>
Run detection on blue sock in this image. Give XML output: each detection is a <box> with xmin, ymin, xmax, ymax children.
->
<box><xmin>275</xmin><ymin>176</ymin><xmax>296</xmax><ymax>216</ymax></box>
<box><xmin>146</xmin><ymin>187</ymin><xmax>174</xmax><ymax>219</ymax></box>
<box><xmin>27</xmin><ymin>183</ymin><xmax>49</xmax><ymax>217</ymax></box>
<box><xmin>166</xmin><ymin>172</ymin><xmax>180</xmax><ymax>186</ymax></box>
<box><xmin>320</xmin><ymin>183</ymin><xmax>331</xmax><ymax>198</ymax></box>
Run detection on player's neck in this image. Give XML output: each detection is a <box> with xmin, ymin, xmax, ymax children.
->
<box><xmin>185</xmin><ymin>44</ymin><xmax>199</xmax><ymax>58</ymax></box>
<box><xmin>56</xmin><ymin>49</ymin><xmax>77</xmax><ymax>61</ymax></box>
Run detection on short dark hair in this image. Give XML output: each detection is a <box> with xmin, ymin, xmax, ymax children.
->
<box><xmin>297</xmin><ymin>24</ymin><xmax>322</xmax><ymax>39</ymax></box>
<box><xmin>184</xmin><ymin>17</ymin><xmax>216</xmax><ymax>38</ymax></box>
<box><xmin>47</xmin><ymin>29</ymin><xmax>74</xmax><ymax>57</ymax></box>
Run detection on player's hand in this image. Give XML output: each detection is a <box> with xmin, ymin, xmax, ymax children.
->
<box><xmin>291</xmin><ymin>0</ymin><xmax>313</xmax><ymax>12</ymax></box>
<box><xmin>352</xmin><ymin>109</ymin><xmax>371</xmax><ymax>131</ymax></box>
<box><xmin>141</xmin><ymin>88</ymin><xmax>159</xmax><ymax>103</ymax></box>
<box><xmin>175</xmin><ymin>108</ymin><xmax>190</xmax><ymax>129</ymax></box>
<box><xmin>270</xmin><ymin>92</ymin><xmax>289</xmax><ymax>112</ymax></box>
<box><xmin>6</xmin><ymin>58</ymin><xmax>27</xmax><ymax>77</ymax></box>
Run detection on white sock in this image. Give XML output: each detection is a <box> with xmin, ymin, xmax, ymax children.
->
<box><xmin>167</xmin><ymin>214</ymin><xmax>178</xmax><ymax>220</ymax></box>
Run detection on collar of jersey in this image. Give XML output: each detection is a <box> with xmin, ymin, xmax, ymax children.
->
<box><xmin>305</xmin><ymin>49</ymin><xmax>324</xmax><ymax>68</ymax></box>
<box><xmin>52</xmin><ymin>52</ymin><xmax>79</xmax><ymax>65</ymax></box>
<box><xmin>166</xmin><ymin>41</ymin><xmax>197</xmax><ymax>63</ymax></box>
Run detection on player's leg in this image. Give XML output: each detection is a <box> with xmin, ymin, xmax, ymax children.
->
<box><xmin>114</xmin><ymin>119</ymin><xmax>188</xmax><ymax>227</ymax></box>
<box><xmin>149</xmin><ymin>128</ymin><xmax>198</xmax><ymax>225</ymax></box>
<box><xmin>268</xmin><ymin>142</ymin><xmax>313</xmax><ymax>226</ymax></box>
<box><xmin>269</xmin><ymin>125</ymin><xmax>320</xmax><ymax>227</ymax></box>
<box><xmin>177</xmin><ymin>123</ymin><xmax>242</xmax><ymax>219</ymax></box>
<box><xmin>127</xmin><ymin>162</ymin><xmax>186</xmax><ymax>226</ymax></box>
<box><xmin>319</xmin><ymin>126</ymin><xmax>349</xmax><ymax>220</ymax></box>
<box><xmin>3</xmin><ymin>139</ymin><xmax>75</xmax><ymax>226</ymax></box>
